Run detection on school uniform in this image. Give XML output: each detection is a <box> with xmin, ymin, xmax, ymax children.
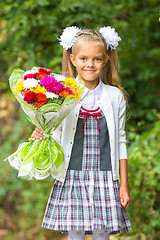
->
<box><xmin>42</xmin><ymin>80</ymin><xmax>132</xmax><ymax>235</ymax></box>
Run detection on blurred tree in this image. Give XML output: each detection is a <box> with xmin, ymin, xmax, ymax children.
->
<box><xmin>0</xmin><ymin>0</ymin><xmax>159</xmax><ymax>127</ymax></box>
<box><xmin>127</xmin><ymin>118</ymin><xmax>160</xmax><ymax>239</ymax></box>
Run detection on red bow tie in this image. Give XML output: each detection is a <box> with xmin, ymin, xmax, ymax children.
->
<box><xmin>79</xmin><ymin>107</ymin><xmax>102</xmax><ymax>132</ymax></box>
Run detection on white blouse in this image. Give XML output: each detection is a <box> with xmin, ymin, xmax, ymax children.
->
<box><xmin>80</xmin><ymin>81</ymin><xmax>102</xmax><ymax>109</ymax></box>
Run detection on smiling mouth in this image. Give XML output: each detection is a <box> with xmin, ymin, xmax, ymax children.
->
<box><xmin>84</xmin><ymin>69</ymin><xmax>96</xmax><ymax>72</ymax></box>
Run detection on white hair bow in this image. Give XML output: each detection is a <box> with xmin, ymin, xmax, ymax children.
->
<box><xmin>59</xmin><ymin>26</ymin><xmax>81</xmax><ymax>50</ymax></box>
<box><xmin>59</xmin><ymin>26</ymin><xmax>121</xmax><ymax>50</ymax></box>
<box><xmin>99</xmin><ymin>26</ymin><xmax>121</xmax><ymax>50</ymax></box>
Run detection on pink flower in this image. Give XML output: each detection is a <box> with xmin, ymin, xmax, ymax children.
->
<box><xmin>51</xmin><ymin>82</ymin><xmax>64</xmax><ymax>94</ymax></box>
<box><xmin>39</xmin><ymin>76</ymin><xmax>64</xmax><ymax>94</ymax></box>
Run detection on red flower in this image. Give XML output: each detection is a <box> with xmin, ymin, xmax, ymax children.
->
<box><xmin>34</xmin><ymin>92</ymin><xmax>47</xmax><ymax>108</ymax></box>
<box><xmin>24</xmin><ymin>91</ymin><xmax>36</xmax><ymax>104</ymax></box>
<box><xmin>36</xmin><ymin>72</ymin><xmax>48</xmax><ymax>80</ymax></box>
<box><xmin>39</xmin><ymin>68</ymin><xmax>52</xmax><ymax>75</ymax></box>
<box><xmin>24</xmin><ymin>73</ymin><xmax>37</xmax><ymax>80</ymax></box>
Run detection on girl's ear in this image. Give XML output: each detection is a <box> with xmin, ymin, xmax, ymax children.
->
<box><xmin>70</xmin><ymin>54</ymin><xmax>76</xmax><ymax>66</ymax></box>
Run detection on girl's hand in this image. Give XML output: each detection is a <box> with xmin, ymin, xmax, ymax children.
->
<box><xmin>28</xmin><ymin>127</ymin><xmax>46</xmax><ymax>141</ymax></box>
<box><xmin>119</xmin><ymin>185</ymin><xmax>131</xmax><ymax>209</ymax></box>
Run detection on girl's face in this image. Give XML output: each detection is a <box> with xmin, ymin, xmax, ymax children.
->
<box><xmin>70</xmin><ymin>40</ymin><xmax>109</xmax><ymax>90</ymax></box>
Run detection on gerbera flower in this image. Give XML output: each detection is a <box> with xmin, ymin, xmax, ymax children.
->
<box><xmin>24</xmin><ymin>73</ymin><xmax>37</xmax><ymax>80</ymax></box>
<box><xmin>24</xmin><ymin>91</ymin><xmax>36</xmax><ymax>104</ymax></box>
<box><xmin>30</xmin><ymin>84</ymin><xmax>46</xmax><ymax>93</ymax></box>
<box><xmin>65</xmin><ymin>78</ymin><xmax>77</xmax><ymax>89</ymax></box>
<box><xmin>34</xmin><ymin>92</ymin><xmax>47</xmax><ymax>108</ymax></box>
<box><xmin>60</xmin><ymin>88</ymin><xmax>74</xmax><ymax>98</ymax></box>
<box><xmin>54</xmin><ymin>74</ymin><xmax>66</xmax><ymax>82</ymax></box>
<box><xmin>45</xmin><ymin>92</ymin><xmax>59</xmax><ymax>99</ymax></box>
<box><xmin>24</xmin><ymin>69</ymin><xmax>38</xmax><ymax>76</ymax></box>
<box><xmin>39</xmin><ymin>76</ymin><xmax>57</xmax><ymax>89</ymax></box>
<box><xmin>39</xmin><ymin>68</ymin><xmax>52</xmax><ymax>75</ymax></box>
<box><xmin>36</xmin><ymin>72</ymin><xmax>48</xmax><ymax>80</ymax></box>
<box><xmin>23</xmin><ymin>78</ymin><xmax>38</xmax><ymax>89</ymax></box>
<box><xmin>51</xmin><ymin>82</ymin><xmax>64</xmax><ymax>94</ymax></box>
<box><xmin>39</xmin><ymin>76</ymin><xmax>64</xmax><ymax>94</ymax></box>
<box><xmin>72</xmin><ymin>87</ymin><xmax>83</xmax><ymax>99</ymax></box>
<box><xmin>15</xmin><ymin>81</ymin><xmax>24</xmax><ymax>92</ymax></box>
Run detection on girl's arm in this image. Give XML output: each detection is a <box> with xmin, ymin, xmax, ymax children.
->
<box><xmin>119</xmin><ymin>158</ymin><xmax>131</xmax><ymax>209</ymax></box>
<box><xmin>117</xmin><ymin>90</ymin><xmax>131</xmax><ymax>209</ymax></box>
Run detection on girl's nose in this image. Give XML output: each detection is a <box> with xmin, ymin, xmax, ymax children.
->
<box><xmin>87</xmin><ymin>60</ymin><xmax>94</xmax><ymax>67</ymax></box>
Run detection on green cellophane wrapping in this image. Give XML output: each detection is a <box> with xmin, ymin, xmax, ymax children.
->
<box><xmin>5</xmin><ymin>68</ymin><xmax>84</xmax><ymax>180</ymax></box>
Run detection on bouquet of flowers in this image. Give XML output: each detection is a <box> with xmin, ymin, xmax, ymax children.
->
<box><xmin>5</xmin><ymin>67</ymin><xmax>84</xmax><ymax>180</ymax></box>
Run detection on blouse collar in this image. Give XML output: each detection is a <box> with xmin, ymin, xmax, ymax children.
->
<box><xmin>76</xmin><ymin>77</ymin><xmax>102</xmax><ymax>100</ymax></box>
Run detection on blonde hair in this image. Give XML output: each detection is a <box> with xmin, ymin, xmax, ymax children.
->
<box><xmin>62</xmin><ymin>29</ymin><xmax>128</xmax><ymax>103</ymax></box>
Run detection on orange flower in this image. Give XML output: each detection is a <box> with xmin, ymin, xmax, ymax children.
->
<box><xmin>36</xmin><ymin>72</ymin><xmax>48</xmax><ymax>80</ymax></box>
<box><xmin>59</xmin><ymin>90</ymin><xmax>71</xmax><ymax>98</ymax></box>
<box><xmin>22</xmin><ymin>89</ymin><xmax>30</xmax><ymax>95</ymax></box>
<box><xmin>34</xmin><ymin>92</ymin><xmax>47</xmax><ymax>108</ymax></box>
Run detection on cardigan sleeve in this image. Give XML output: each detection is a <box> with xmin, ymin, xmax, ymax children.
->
<box><xmin>118</xmin><ymin>92</ymin><xmax>127</xmax><ymax>160</ymax></box>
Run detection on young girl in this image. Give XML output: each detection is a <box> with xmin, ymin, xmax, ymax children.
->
<box><xmin>29</xmin><ymin>26</ymin><xmax>132</xmax><ymax>240</ymax></box>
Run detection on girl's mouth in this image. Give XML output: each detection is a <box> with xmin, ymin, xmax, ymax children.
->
<box><xmin>84</xmin><ymin>69</ymin><xmax>96</xmax><ymax>73</ymax></box>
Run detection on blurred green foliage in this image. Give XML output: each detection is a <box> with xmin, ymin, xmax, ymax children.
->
<box><xmin>0</xmin><ymin>0</ymin><xmax>160</xmax><ymax>239</ymax></box>
<box><xmin>127</xmin><ymin>117</ymin><xmax>160</xmax><ymax>239</ymax></box>
<box><xmin>0</xmin><ymin>0</ymin><xmax>159</xmax><ymax>127</ymax></box>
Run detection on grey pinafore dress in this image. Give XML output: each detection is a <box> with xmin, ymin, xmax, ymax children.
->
<box><xmin>42</xmin><ymin>107</ymin><xmax>132</xmax><ymax>235</ymax></box>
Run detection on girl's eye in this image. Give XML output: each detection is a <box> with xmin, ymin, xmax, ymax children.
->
<box><xmin>80</xmin><ymin>58</ymin><xmax>86</xmax><ymax>61</ymax></box>
<box><xmin>95</xmin><ymin>58</ymin><xmax>101</xmax><ymax>62</ymax></box>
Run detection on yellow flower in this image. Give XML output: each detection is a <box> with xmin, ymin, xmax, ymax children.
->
<box><xmin>30</xmin><ymin>84</ymin><xmax>46</xmax><ymax>93</ymax></box>
<box><xmin>15</xmin><ymin>81</ymin><xmax>24</xmax><ymax>92</ymax></box>
<box><xmin>65</xmin><ymin>78</ymin><xmax>77</xmax><ymax>89</ymax></box>
<box><xmin>72</xmin><ymin>87</ymin><xmax>83</xmax><ymax>99</ymax></box>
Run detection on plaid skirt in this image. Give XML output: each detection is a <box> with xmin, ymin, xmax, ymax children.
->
<box><xmin>42</xmin><ymin>108</ymin><xmax>132</xmax><ymax>235</ymax></box>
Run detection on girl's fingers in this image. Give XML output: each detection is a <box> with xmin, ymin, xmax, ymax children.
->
<box><xmin>29</xmin><ymin>137</ymin><xmax>35</xmax><ymax>141</ymax></box>
<box><xmin>125</xmin><ymin>202</ymin><xmax>130</xmax><ymax>209</ymax></box>
<box><xmin>29</xmin><ymin>134</ymin><xmax>46</xmax><ymax>141</ymax></box>
<box><xmin>35</xmin><ymin>127</ymin><xmax>43</xmax><ymax>133</ymax></box>
<box><xmin>124</xmin><ymin>200</ymin><xmax>130</xmax><ymax>209</ymax></box>
<box><xmin>120</xmin><ymin>197</ymin><xmax>131</xmax><ymax>209</ymax></box>
<box><xmin>32</xmin><ymin>131</ymin><xmax>46</xmax><ymax>140</ymax></box>
<box><xmin>29</xmin><ymin>129</ymin><xmax>46</xmax><ymax>141</ymax></box>
<box><xmin>29</xmin><ymin>127</ymin><xmax>45</xmax><ymax>141</ymax></box>
<box><xmin>120</xmin><ymin>198</ymin><xmax>125</xmax><ymax>207</ymax></box>
<box><xmin>125</xmin><ymin>199</ymin><xmax>131</xmax><ymax>209</ymax></box>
